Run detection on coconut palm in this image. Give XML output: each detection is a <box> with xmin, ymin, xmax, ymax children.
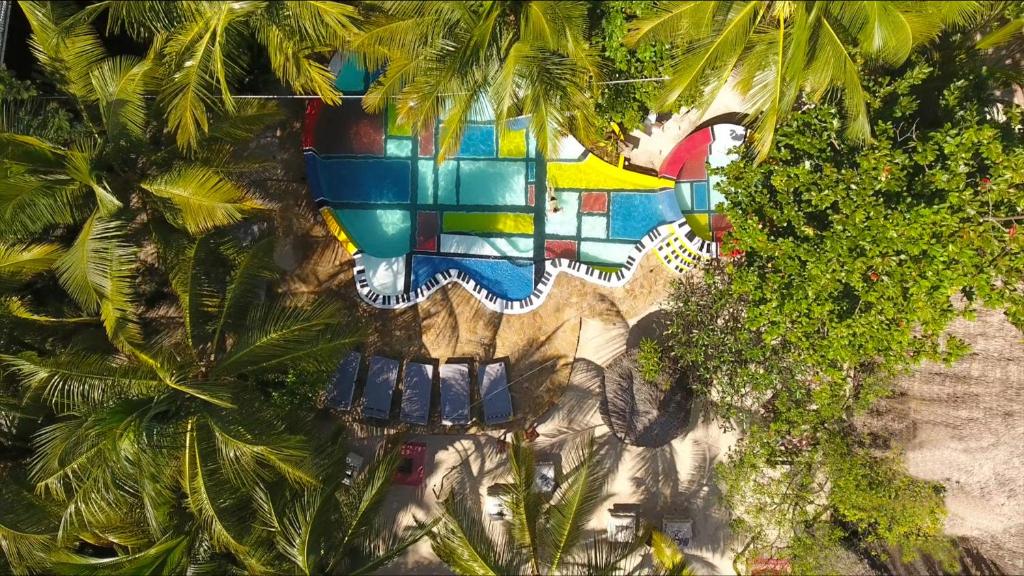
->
<box><xmin>7</xmin><ymin>1</ymin><xmax>276</xmax><ymax>351</ymax></box>
<box><xmin>353</xmin><ymin>0</ymin><xmax>602</xmax><ymax>161</ymax></box>
<box><xmin>428</xmin><ymin>432</ymin><xmax>681</xmax><ymax>575</ymax></box>
<box><xmin>627</xmin><ymin>1</ymin><xmax>981</xmax><ymax>160</ymax></box>
<box><xmin>64</xmin><ymin>0</ymin><xmax>360</xmax><ymax>150</ymax></box>
<box><xmin>0</xmin><ymin>228</ymin><xmax>423</xmax><ymax>574</ymax></box>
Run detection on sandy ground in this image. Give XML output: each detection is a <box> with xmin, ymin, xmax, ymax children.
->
<box><xmin>358</xmin><ymin>316</ymin><xmax>739</xmax><ymax>576</ymax></box>
<box><xmin>865</xmin><ymin>308</ymin><xmax>1024</xmax><ymax>573</ymax></box>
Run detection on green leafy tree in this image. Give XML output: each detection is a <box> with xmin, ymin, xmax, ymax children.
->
<box><xmin>666</xmin><ymin>38</ymin><xmax>1022</xmax><ymax>570</ymax></box>
<box><xmin>592</xmin><ymin>1</ymin><xmax>674</xmax><ymax>130</ymax></box>
<box><xmin>428</xmin><ymin>433</ymin><xmax>660</xmax><ymax>575</ymax></box>
<box><xmin>353</xmin><ymin>0</ymin><xmax>601</xmax><ymax>160</ymax></box>
<box><xmin>627</xmin><ymin>1</ymin><xmax>980</xmax><ymax>159</ymax></box>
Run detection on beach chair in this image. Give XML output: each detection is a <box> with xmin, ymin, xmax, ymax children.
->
<box><xmin>400</xmin><ymin>362</ymin><xmax>433</xmax><ymax>426</ymax></box>
<box><xmin>363</xmin><ymin>356</ymin><xmax>399</xmax><ymax>421</ymax></box>
<box><xmin>440</xmin><ymin>363</ymin><xmax>471</xmax><ymax>426</ymax></box>
<box><xmin>326</xmin><ymin>351</ymin><xmax>361</xmax><ymax>410</ymax></box>
<box><xmin>479</xmin><ymin>361</ymin><xmax>513</xmax><ymax>425</ymax></box>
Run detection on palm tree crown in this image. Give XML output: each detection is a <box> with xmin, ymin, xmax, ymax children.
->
<box><xmin>353</xmin><ymin>0</ymin><xmax>601</xmax><ymax>161</ymax></box>
<box><xmin>628</xmin><ymin>1</ymin><xmax>981</xmax><ymax>160</ymax></box>
<box><xmin>429</xmin><ymin>432</ymin><xmax>658</xmax><ymax>576</ymax></box>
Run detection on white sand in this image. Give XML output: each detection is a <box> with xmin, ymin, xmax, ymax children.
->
<box><xmin>365</xmin><ymin>314</ymin><xmax>739</xmax><ymax>575</ymax></box>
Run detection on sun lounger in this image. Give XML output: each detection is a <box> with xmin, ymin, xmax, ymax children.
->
<box><xmin>400</xmin><ymin>362</ymin><xmax>433</xmax><ymax>426</ymax></box>
<box><xmin>479</xmin><ymin>361</ymin><xmax>513</xmax><ymax>425</ymax></box>
<box><xmin>440</xmin><ymin>363</ymin><xmax>470</xmax><ymax>426</ymax></box>
<box><xmin>363</xmin><ymin>356</ymin><xmax>399</xmax><ymax>421</ymax></box>
<box><xmin>326</xmin><ymin>351</ymin><xmax>361</xmax><ymax>410</ymax></box>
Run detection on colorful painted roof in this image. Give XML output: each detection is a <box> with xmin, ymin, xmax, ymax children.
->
<box><xmin>303</xmin><ymin>54</ymin><xmax>744</xmax><ymax>313</ymax></box>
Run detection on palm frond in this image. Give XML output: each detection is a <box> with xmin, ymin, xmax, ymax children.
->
<box><xmin>0</xmin><ymin>171</ymin><xmax>90</xmax><ymax>239</ymax></box>
<box><xmin>211</xmin><ymin>300</ymin><xmax>361</xmax><ymax>378</ymax></box>
<box><xmin>49</xmin><ymin>536</ymin><xmax>190</xmax><ymax>576</ymax></box>
<box><xmin>88</xmin><ymin>55</ymin><xmax>158</xmax><ymax>140</ymax></box>
<box><xmin>543</xmin><ymin>431</ymin><xmax>607</xmax><ymax>574</ymax></box>
<box><xmin>347</xmin><ymin>518</ymin><xmax>438</xmax><ymax>576</ymax></box>
<box><xmin>977</xmin><ymin>16</ymin><xmax>1024</xmax><ymax>49</ymax></box>
<box><xmin>164</xmin><ymin>233</ymin><xmax>220</xmax><ymax>357</ymax></box>
<box><xmin>185</xmin><ymin>418</ymin><xmax>256</xmax><ymax>559</ymax></box>
<box><xmin>428</xmin><ymin>490</ymin><xmax>508</xmax><ymax>576</ymax></box>
<box><xmin>337</xmin><ymin>440</ymin><xmax>402</xmax><ymax>553</ymax></box>
<box><xmin>505</xmin><ymin>433</ymin><xmax>543</xmax><ymax>572</ymax></box>
<box><xmin>273</xmin><ymin>483</ymin><xmax>336</xmax><ymax>575</ymax></box>
<box><xmin>0</xmin><ymin>242</ymin><xmax>63</xmax><ymax>288</ymax></box>
<box><xmin>54</xmin><ymin>212</ymin><xmax>139</xmax><ymax>347</ymax></box>
<box><xmin>18</xmin><ymin>0</ymin><xmax>108</xmax><ymax>103</ymax></box>
<box><xmin>0</xmin><ymin>351</ymin><xmax>161</xmax><ymax>411</ymax></box>
<box><xmin>0</xmin><ymin>132</ymin><xmax>65</xmax><ymax>169</ymax></box>
<box><xmin>651</xmin><ymin>530</ymin><xmax>696</xmax><ymax>576</ymax></box>
<box><xmin>0</xmin><ymin>480</ymin><xmax>58</xmax><ymax>576</ymax></box>
<box><xmin>203</xmin><ymin>99</ymin><xmax>283</xmax><ymax>145</ymax></box>
<box><xmin>63</xmin><ymin>139</ymin><xmax>121</xmax><ymax>215</ymax></box>
<box><xmin>1</xmin><ymin>297</ymin><xmax>96</xmax><ymax>326</ymax></box>
<box><xmin>210</xmin><ymin>236</ymin><xmax>277</xmax><ymax>355</ymax></box>
<box><xmin>141</xmin><ymin>166</ymin><xmax>268</xmax><ymax>235</ymax></box>
<box><xmin>208</xmin><ymin>415</ymin><xmax>316</xmax><ymax>488</ymax></box>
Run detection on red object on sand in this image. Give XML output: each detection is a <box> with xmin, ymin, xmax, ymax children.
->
<box><xmin>751</xmin><ymin>557</ymin><xmax>792</xmax><ymax>575</ymax></box>
<box><xmin>302</xmin><ymin>99</ymin><xmax>323</xmax><ymax>149</ymax></box>
<box><xmin>394</xmin><ymin>442</ymin><xmax>427</xmax><ymax>486</ymax></box>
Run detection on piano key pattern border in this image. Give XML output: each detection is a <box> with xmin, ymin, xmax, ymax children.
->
<box><xmin>350</xmin><ymin>218</ymin><xmax>717</xmax><ymax>314</ymax></box>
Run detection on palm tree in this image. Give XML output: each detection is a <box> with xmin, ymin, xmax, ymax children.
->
<box><xmin>353</xmin><ymin>0</ymin><xmax>602</xmax><ymax>161</ymax></box>
<box><xmin>6</xmin><ymin>1</ymin><xmax>275</xmax><ymax>351</ymax></box>
<box><xmin>627</xmin><ymin>1</ymin><xmax>981</xmax><ymax>160</ymax></box>
<box><xmin>60</xmin><ymin>0</ymin><xmax>360</xmax><ymax>150</ymax></box>
<box><xmin>428</xmin><ymin>432</ymin><xmax>684</xmax><ymax>575</ymax></box>
<box><xmin>0</xmin><ymin>229</ymin><xmax>426</xmax><ymax>574</ymax></box>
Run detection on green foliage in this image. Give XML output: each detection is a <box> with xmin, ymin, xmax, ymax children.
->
<box><xmin>0</xmin><ymin>70</ymin><xmax>76</xmax><ymax>143</ymax></box>
<box><xmin>628</xmin><ymin>1</ymin><xmax>981</xmax><ymax>160</ymax></box>
<box><xmin>428</xmin><ymin>432</ymin><xmax>657</xmax><ymax>575</ymax></box>
<box><xmin>592</xmin><ymin>1</ymin><xmax>673</xmax><ymax>130</ymax></box>
<box><xmin>636</xmin><ymin>337</ymin><xmax>665</xmax><ymax>385</ymax></box>
<box><xmin>823</xmin><ymin>439</ymin><xmax>954</xmax><ymax>568</ymax></box>
<box><xmin>668</xmin><ymin>38</ymin><xmax>1022</xmax><ymax>570</ymax></box>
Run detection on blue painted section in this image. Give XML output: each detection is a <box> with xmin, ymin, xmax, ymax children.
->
<box><xmin>458</xmin><ymin>125</ymin><xmax>496</xmax><ymax>158</ymax></box>
<box><xmin>334</xmin><ymin>208</ymin><xmax>412</xmax><ymax>258</ymax></box>
<box><xmin>692</xmin><ymin>181</ymin><xmax>709</xmax><ymax>211</ymax></box>
<box><xmin>336</xmin><ymin>56</ymin><xmax>367</xmax><ymax>92</ymax></box>
<box><xmin>411</xmin><ymin>255</ymin><xmax>535</xmax><ymax>300</ymax></box>
<box><xmin>608</xmin><ymin>191</ymin><xmax>683</xmax><ymax>240</ymax></box>
<box><xmin>304</xmin><ymin>153</ymin><xmax>324</xmax><ymax>199</ymax></box>
<box><xmin>316</xmin><ymin>158</ymin><xmax>411</xmax><ymax>203</ymax></box>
